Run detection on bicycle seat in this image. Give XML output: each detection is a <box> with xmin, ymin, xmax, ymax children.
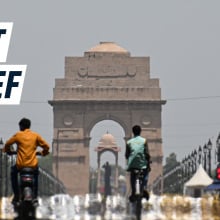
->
<box><xmin>132</xmin><ymin>169</ymin><xmax>144</xmax><ymax>174</ymax></box>
<box><xmin>20</xmin><ymin>167</ymin><xmax>35</xmax><ymax>174</ymax></box>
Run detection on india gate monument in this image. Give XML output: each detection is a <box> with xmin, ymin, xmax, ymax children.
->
<box><xmin>49</xmin><ymin>42</ymin><xmax>166</xmax><ymax>196</ymax></box>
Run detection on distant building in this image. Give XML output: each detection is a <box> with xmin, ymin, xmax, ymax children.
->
<box><xmin>95</xmin><ymin>132</ymin><xmax>120</xmax><ymax>194</ymax></box>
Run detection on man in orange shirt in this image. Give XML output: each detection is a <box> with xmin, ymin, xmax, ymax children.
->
<box><xmin>3</xmin><ymin>118</ymin><xmax>50</xmax><ymax>205</ymax></box>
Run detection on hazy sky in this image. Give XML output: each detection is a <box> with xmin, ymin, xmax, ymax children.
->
<box><xmin>1</xmin><ymin>1</ymin><xmax>220</xmax><ymax>168</ymax></box>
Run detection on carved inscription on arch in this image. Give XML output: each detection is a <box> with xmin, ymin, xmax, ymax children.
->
<box><xmin>78</xmin><ymin>65</ymin><xmax>137</xmax><ymax>78</ymax></box>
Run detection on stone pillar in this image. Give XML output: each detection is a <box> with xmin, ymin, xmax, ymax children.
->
<box><xmin>97</xmin><ymin>152</ymin><xmax>101</xmax><ymax>192</ymax></box>
<box><xmin>115</xmin><ymin>153</ymin><xmax>119</xmax><ymax>193</ymax></box>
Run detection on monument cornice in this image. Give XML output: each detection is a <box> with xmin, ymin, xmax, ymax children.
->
<box><xmin>48</xmin><ymin>99</ymin><xmax>166</xmax><ymax>106</ymax></box>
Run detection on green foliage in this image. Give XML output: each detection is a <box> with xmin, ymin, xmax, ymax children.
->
<box><xmin>38</xmin><ymin>154</ymin><xmax>52</xmax><ymax>173</ymax></box>
<box><xmin>163</xmin><ymin>152</ymin><xmax>180</xmax><ymax>173</ymax></box>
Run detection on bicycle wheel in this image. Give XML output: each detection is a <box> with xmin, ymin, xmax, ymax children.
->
<box><xmin>135</xmin><ymin>196</ymin><xmax>142</xmax><ymax>220</ymax></box>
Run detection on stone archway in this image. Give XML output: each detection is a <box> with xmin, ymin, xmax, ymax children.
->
<box><xmin>49</xmin><ymin>42</ymin><xmax>166</xmax><ymax>196</ymax></box>
<box><xmin>95</xmin><ymin>132</ymin><xmax>121</xmax><ymax>195</ymax></box>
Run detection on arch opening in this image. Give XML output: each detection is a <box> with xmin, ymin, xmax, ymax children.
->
<box><xmin>89</xmin><ymin>120</ymin><xmax>126</xmax><ymax>169</ymax></box>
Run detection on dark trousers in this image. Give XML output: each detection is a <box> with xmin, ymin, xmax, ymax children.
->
<box><xmin>130</xmin><ymin>169</ymin><xmax>148</xmax><ymax>195</ymax></box>
<box><xmin>11</xmin><ymin>165</ymin><xmax>39</xmax><ymax>198</ymax></box>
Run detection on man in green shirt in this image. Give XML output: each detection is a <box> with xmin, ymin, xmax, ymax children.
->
<box><xmin>125</xmin><ymin>125</ymin><xmax>151</xmax><ymax>202</ymax></box>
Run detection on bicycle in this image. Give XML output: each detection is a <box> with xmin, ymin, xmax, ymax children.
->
<box><xmin>129</xmin><ymin>169</ymin><xmax>144</xmax><ymax>220</ymax></box>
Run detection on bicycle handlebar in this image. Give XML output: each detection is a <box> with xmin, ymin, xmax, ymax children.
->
<box><xmin>6</xmin><ymin>151</ymin><xmax>42</xmax><ymax>156</ymax></box>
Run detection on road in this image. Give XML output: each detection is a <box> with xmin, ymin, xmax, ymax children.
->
<box><xmin>0</xmin><ymin>193</ymin><xmax>216</xmax><ymax>220</ymax></box>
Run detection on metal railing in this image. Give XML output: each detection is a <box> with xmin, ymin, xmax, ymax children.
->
<box><xmin>0</xmin><ymin>151</ymin><xmax>66</xmax><ymax>197</ymax></box>
<box><xmin>152</xmin><ymin>134</ymin><xmax>220</xmax><ymax>195</ymax></box>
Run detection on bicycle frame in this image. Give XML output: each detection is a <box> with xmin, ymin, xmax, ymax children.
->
<box><xmin>132</xmin><ymin>169</ymin><xmax>144</xmax><ymax>220</ymax></box>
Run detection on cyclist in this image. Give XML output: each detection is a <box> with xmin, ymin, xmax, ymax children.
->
<box><xmin>125</xmin><ymin>125</ymin><xmax>151</xmax><ymax>202</ymax></box>
<box><xmin>3</xmin><ymin>118</ymin><xmax>50</xmax><ymax>205</ymax></box>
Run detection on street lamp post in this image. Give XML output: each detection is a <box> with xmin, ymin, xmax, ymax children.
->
<box><xmin>187</xmin><ymin>154</ymin><xmax>191</xmax><ymax>178</ymax></box>
<box><xmin>207</xmin><ymin>139</ymin><xmax>212</xmax><ymax>177</ymax></box>
<box><xmin>191</xmin><ymin>150</ymin><xmax>197</xmax><ymax>173</ymax></box>
<box><xmin>203</xmin><ymin>144</ymin><xmax>208</xmax><ymax>171</ymax></box>
<box><xmin>179</xmin><ymin>163</ymin><xmax>184</xmax><ymax>194</ymax></box>
<box><xmin>0</xmin><ymin>138</ymin><xmax>4</xmax><ymax>197</ymax></box>
<box><xmin>216</xmin><ymin>133</ymin><xmax>220</xmax><ymax>165</ymax></box>
<box><xmin>182</xmin><ymin>157</ymin><xmax>186</xmax><ymax>182</ymax></box>
<box><xmin>5</xmin><ymin>147</ymin><xmax>9</xmax><ymax>196</ymax></box>
<box><xmin>198</xmin><ymin>146</ymin><xmax>202</xmax><ymax>165</ymax></box>
<box><xmin>193</xmin><ymin>149</ymin><xmax>197</xmax><ymax>171</ymax></box>
<box><xmin>190</xmin><ymin>154</ymin><xmax>193</xmax><ymax>177</ymax></box>
<box><xmin>55</xmin><ymin>129</ymin><xmax>60</xmax><ymax>193</ymax></box>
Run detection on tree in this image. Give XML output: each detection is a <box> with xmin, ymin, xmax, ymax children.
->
<box><xmin>163</xmin><ymin>152</ymin><xmax>180</xmax><ymax>174</ymax></box>
<box><xmin>38</xmin><ymin>154</ymin><xmax>52</xmax><ymax>173</ymax></box>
